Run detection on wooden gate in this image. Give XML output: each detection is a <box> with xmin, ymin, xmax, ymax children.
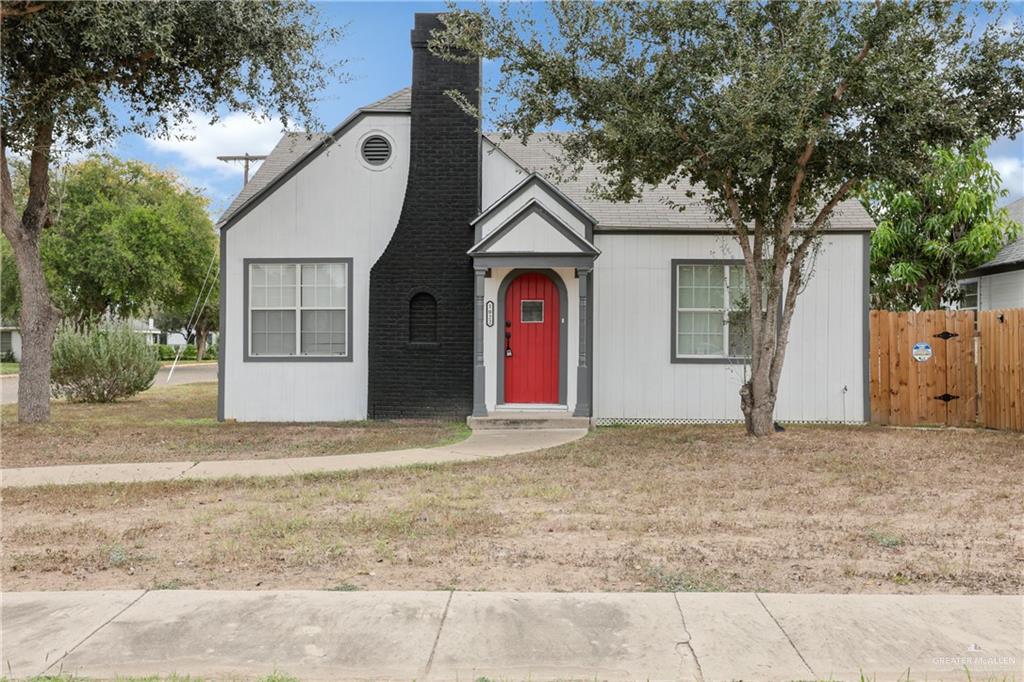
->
<box><xmin>870</xmin><ymin>308</ymin><xmax>1024</xmax><ymax>430</ymax></box>
<box><xmin>978</xmin><ymin>308</ymin><xmax>1024</xmax><ymax>431</ymax></box>
<box><xmin>869</xmin><ymin>310</ymin><xmax>976</xmax><ymax>426</ymax></box>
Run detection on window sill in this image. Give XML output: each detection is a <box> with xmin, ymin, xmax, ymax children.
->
<box><xmin>671</xmin><ymin>355</ymin><xmax>752</xmax><ymax>365</ymax></box>
<box><xmin>244</xmin><ymin>354</ymin><xmax>353</xmax><ymax>363</ymax></box>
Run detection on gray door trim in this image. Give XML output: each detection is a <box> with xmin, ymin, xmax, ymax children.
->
<box><xmin>496</xmin><ymin>269</ymin><xmax>568</xmax><ymax>406</ymax></box>
<box><xmin>574</xmin><ymin>267</ymin><xmax>593</xmax><ymax>417</ymax></box>
<box><xmin>472</xmin><ymin>267</ymin><xmax>488</xmax><ymax>416</ymax></box>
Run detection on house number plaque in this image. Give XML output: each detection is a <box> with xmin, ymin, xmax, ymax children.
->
<box><xmin>486</xmin><ymin>301</ymin><xmax>494</xmax><ymax>327</ymax></box>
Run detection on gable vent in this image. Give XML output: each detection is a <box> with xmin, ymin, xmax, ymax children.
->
<box><xmin>361</xmin><ymin>135</ymin><xmax>392</xmax><ymax>166</ymax></box>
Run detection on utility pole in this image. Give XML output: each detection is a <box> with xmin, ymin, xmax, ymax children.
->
<box><xmin>216</xmin><ymin>154</ymin><xmax>268</xmax><ymax>186</ymax></box>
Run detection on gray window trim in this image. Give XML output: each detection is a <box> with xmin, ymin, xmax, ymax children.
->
<box><xmin>496</xmin><ymin>269</ymin><xmax>568</xmax><ymax>405</ymax></box>
<box><xmin>670</xmin><ymin>258</ymin><xmax>755</xmax><ymax>365</ymax></box>
<box><xmin>243</xmin><ymin>257</ymin><xmax>354</xmax><ymax>363</ymax></box>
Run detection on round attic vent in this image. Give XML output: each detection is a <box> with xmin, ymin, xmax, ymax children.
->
<box><xmin>361</xmin><ymin>135</ymin><xmax>392</xmax><ymax>166</ymax></box>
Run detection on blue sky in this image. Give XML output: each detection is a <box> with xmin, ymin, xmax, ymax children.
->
<box><xmin>110</xmin><ymin>1</ymin><xmax>1023</xmax><ymax>219</ymax></box>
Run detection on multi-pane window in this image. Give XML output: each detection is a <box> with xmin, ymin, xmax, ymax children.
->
<box><xmin>675</xmin><ymin>263</ymin><xmax>752</xmax><ymax>358</ymax></box>
<box><xmin>249</xmin><ymin>262</ymin><xmax>349</xmax><ymax>357</ymax></box>
<box><xmin>959</xmin><ymin>281</ymin><xmax>979</xmax><ymax>311</ymax></box>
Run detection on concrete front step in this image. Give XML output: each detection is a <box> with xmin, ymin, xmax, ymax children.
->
<box><xmin>468</xmin><ymin>411</ymin><xmax>592</xmax><ymax>430</ymax></box>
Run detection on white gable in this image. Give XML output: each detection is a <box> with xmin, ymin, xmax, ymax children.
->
<box><xmin>470</xmin><ymin>200</ymin><xmax>599</xmax><ymax>258</ymax></box>
<box><xmin>476</xmin><ymin>175</ymin><xmax>593</xmax><ymax>241</ymax></box>
<box><xmin>486</xmin><ymin>208</ymin><xmax>587</xmax><ymax>253</ymax></box>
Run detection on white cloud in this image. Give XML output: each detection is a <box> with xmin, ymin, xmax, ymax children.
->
<box><xmin>143</xmin><ymin>112</ymin><xmax>285</xmax><ymax>178</ymax></box>
<box><xmin>991</xmin><ymin>155</ymin><xmax>1023</xmax><ymax>203</ymax></box>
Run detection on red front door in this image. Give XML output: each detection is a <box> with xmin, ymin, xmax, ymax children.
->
<box><xmin>504</xmin><ymin>272</ymin><xmax>560</xmax><ymax>404</ymax></box>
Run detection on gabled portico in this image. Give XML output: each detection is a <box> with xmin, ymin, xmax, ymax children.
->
<box><xmin>469</xmin><ymin>178</ymin><xmax>600</xmax><ymax>419</ymax></box>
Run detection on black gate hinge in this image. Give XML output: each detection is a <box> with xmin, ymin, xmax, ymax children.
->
<box><xmin>933</xmin><ymin>331</ymin><xmax>959</xmax><ymax>340</ymax></box>
<box><xmin>934</xmin><ymin>393</ymin><xmax>959</xmax><ymax>402</ymax></box>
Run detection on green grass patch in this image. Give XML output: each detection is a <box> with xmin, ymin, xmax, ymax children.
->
<box><xmin>0</xmin><ymin>362</ymin><xmax>18</xmax><ymax>375</ymax></box>
<box><xmin>868</xmin><ymin>529</ymin><xmax>906</xmax><ymax>549</ymax></box>
<box><xmin>325</xmin><ymin>582</ymin><xmax>361</xmax><ymax>591</ymax></box>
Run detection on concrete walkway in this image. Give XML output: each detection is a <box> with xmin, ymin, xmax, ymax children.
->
<box><xmin>0</xmin><ymin>428</ymin><xmax>588</xmax><ymax>488</ymax></box>
<box><xmin>3</xmin><ymin>590</ymin><xmax>1020</xmax><ymax>681</ymax></box>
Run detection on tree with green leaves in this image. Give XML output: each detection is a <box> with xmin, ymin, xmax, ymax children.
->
<box><xmin>154</xmin><ymin>267</ymin><xmax>220</xmax><ymax>361</ymax></box>
<box><xmin>432</xmin><ymin>1</ymin><xmax>1024</xmax><ymax>436</ymax></box>
<box><xmin>3</xmin><ymin>155</ymin><xmax>218</xmax><ymax>328</ymax></box>
<box><xmin>862</xmin><ymin>138</ymin><xmax>1020</xmax><ymax>311</ymax></box>
<box><xmin>1</xmin><ymin>1</ymin><xmax>343</xmax><ymax>422</ymax></box>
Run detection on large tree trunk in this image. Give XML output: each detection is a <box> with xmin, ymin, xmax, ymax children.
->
<box><xmin>9</xmin><ymin>230</ymin><xmax>60</xmax><ymax>421</ymax></box>
<box><xmin>2</xmin><ymin>124</ymin><xmax>60</xmax><ymax>422</ymax></box>
<box><xmin>740</xmin><ymin>369</ymin><xmax>777</xmax><ymax>437</ymax></box>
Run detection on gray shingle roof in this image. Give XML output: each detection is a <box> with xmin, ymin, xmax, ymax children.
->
<box><xmin>489</xmin><ymin>133</ymin><xmax>874</xmax><ymax>232</ymax></box>
<box><xmin>218</xmin><ymin>86</ymin><xmax>873</xmax><ymax>233</ymax></box>
<box><xmin>363</xmin><ymin>87</ymin><xmax>412</xmax><ymax>112</ymax></box>
<box><xmin>974</xmin><ymin>197</ymin><xmax>1024</xmax><ymax>271</ymax></box>
<box><xmin>217</xmin><ymin>88</ymin><xmax>412</xmax><ymax>227</ymax></box>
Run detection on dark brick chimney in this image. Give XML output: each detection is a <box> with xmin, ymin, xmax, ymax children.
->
<box><xmin>367</xmin><ymin>13</ymin><xmax>481</xmax><ymax>418</ymax></box>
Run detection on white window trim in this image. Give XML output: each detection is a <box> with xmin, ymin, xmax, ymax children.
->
<box><xmin>244</xmin><ymin>258</ymin><xmax>353</xmax><ymax>363</ymax></box>
<box><xmin>671</xmin><ymin>260</ymin><xmax>745</xmax><ymax>358</ymax></box>
<box><xmin>957</xmin><ymin>278</ymin><xmax>980</xmax><ymax>311</ymax></box>
<box><xmin>520</xmin><ymin>299</ymin><xmax>544</xmax><ymax>324</ymax></box>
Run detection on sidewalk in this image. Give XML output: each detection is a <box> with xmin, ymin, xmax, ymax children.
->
<box><xmin>0</xmin><ymin>428</ymin><xmax>588</xmax><ymax>488</ymax></box>
<box><xmin>3</xmin><ymin>590</ymin><xmax>1021</xmax><ymax>681</ymax></box>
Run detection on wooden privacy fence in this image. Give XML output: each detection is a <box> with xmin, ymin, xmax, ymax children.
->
<box><xmin>869</xmin><ymin>308</ymin><xmax>1023</xmax><ymax>430</ymax></box>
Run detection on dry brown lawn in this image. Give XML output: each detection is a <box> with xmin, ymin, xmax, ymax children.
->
<box><xmin>0</xmin><ymin>383</ymin><xmax>468</xmax><ymax>468</ymax></box>
<box><xmin>3</xmin><ymin>424</ymin><xmax>1022</xmax><ymax>594</ymax></box>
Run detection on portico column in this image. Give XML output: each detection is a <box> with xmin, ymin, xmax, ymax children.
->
<box><xmin>574</xmin><ymin>267</ymin><xmax>592</xmax><ymax>417</ymax></box>
<box><xmin>472</xmin><ymin>267</ymin><xmax>488</xmax><ymax>417</ymax></box>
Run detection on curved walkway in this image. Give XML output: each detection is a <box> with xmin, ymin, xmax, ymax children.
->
<box><xmin>0</xmin><ymin>428</ymin><xmax>588</xmax><ymax>488</ymax></box>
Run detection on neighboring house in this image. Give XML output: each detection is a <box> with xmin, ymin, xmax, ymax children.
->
<box><xmin>960</xmin><ymin>197</ymin><xmax>1024</xmax><ymax>311</ymax></box>
<box><xmin>217</xmin><ymin>13</ymin><xmax>874</xmax><ymax>424</ymax></box>
<box><xmin>127</xmin><ymin>317</ymin><xmax>162</xmax><ymax>345</ymax></box>
<box><xmin>0</xmin><ymin>320</ymin><xmax>21</xmax><ymax>362</ymax></box>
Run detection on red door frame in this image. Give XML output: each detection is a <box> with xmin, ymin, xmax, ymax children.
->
<box><xmin>503</xmin><ymin>271</ymin><xmax>561</xmax><ymax>404</ymax></box>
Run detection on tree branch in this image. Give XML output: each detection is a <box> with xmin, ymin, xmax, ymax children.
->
<box><xmin>0</xmin><ymin>132</ymin><xmax>19</xmax><ymax>241</ymax></box>
<box><xmin>0</xmin><ymin>2</ymin><xmax>47</xmax><ymax>21</ymax></box>
<box><xmin>21</xmin><ymin>121</ymin><xmax>54</xmax><ymax>236</ymax></box>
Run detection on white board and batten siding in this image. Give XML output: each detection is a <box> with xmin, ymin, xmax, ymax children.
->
<box><xmin>592</xmin><ymin>232</ymin><xmax>868</xmax><ymax>423</ymax></box>
<box><xmin>979</xmin><ymin>270</ymin><xmax>1024</xmax><ymax>310</ymax></box>
<box><xmin>222</xmin><ymin>114</ymin><xmax>410</xmax><ymax>421</ymax></box>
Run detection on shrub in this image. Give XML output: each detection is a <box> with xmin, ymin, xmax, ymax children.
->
<box><xmin>181</xmin><ymin>344</ymin><xmax>198</xmax><ymax>360</ymax></box>
<box><xmin>157</xmin><ymin>343</ymin><xmax>178</xmax><ymax>361</ymax></box>
<box><xmin>51</xmin><ymin>323</ymin><xmax>160</xmax><ymax>402</ymax></box>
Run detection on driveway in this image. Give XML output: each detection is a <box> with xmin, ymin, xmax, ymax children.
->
<box><xmin>0</xmin><ymin>363</ymin><xmax>217</xmax><ymax>405</ymax></box>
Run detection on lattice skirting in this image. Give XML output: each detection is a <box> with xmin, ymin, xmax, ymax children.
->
<box><xmin>593</xmin><ymin>417</ymin><xmax>869</xmax><ymax>426</ymax></box>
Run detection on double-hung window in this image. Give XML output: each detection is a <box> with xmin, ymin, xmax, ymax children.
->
<box><xmin>958</xmin><ymin>280</ymin><xmax>979</xmax><ymax>311</ymax></box>
<box><xmin>247</xmin><ymin>259</ymin><xmax>351</xmax><ymax>360</ymax></box>
<box><xmin>672</xmin><ymin>261</ymin><xmax>753</xmax><ymax>360</ymax></box>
